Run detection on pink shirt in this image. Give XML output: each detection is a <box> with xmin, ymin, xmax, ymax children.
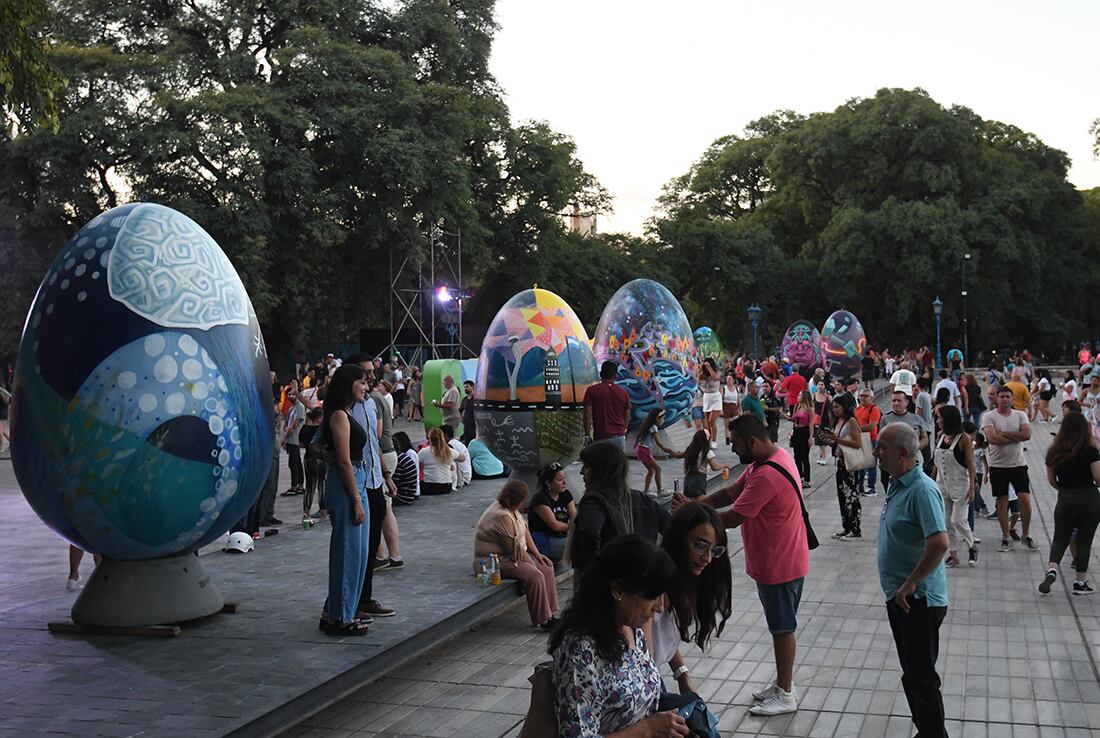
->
<box><xmin>731</xmin><ymin>449</ymin><xmax>810</xmax><ymax>585</ymax></box>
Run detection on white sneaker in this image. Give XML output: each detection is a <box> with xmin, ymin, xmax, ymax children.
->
<box><xmin>749</xmin><ymin>687</ymin><xmax>798</xmax><ymax>716</ymax></box>
<box><xmin>66</xmin><ymin>577</ymin><xmax>81</xmax><ymax>592</ymax></box>
<box><xmin>752</xmin><ymin>681</ymin><xmax>778</xmax><ymax>701</ymax></box>
<box><xmin>710</xmin><ymin>441</ymin><xmax>718</xmax><ymax>449</ymax></box>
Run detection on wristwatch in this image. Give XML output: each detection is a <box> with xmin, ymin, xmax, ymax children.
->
<box><xmin>672</xmin><ymin>665</ymin><xmax>690</xmax><ymax>679</ymax></box>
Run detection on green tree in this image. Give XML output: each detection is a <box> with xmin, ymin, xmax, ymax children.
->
<box><xmin>1</xmin><ymin>0</ymin><xmax>64</xmax><ymax>129</ymax></box>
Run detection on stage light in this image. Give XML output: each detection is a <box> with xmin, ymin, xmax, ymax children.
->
<box><xmin>436</xmin><ymin>285</ymin><xmax>451</xmax><ymax>303</ymax></box>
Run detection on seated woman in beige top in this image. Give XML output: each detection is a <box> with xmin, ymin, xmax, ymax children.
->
<box><xmin>473</xmin><ymin>480</ymin><xmax>559</xmax><ymax>629</ymax></box>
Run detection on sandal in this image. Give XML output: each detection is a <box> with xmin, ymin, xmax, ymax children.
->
<box><xmin>325</xmin><ymin>620</ymin><xmax>369</xmax><ymax>636</ymax></box>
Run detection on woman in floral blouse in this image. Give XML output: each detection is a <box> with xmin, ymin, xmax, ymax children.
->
<box><xmin>548</xmin><ymin>535</ymin><xmax>689</xmax><ymax>737</ymax></box>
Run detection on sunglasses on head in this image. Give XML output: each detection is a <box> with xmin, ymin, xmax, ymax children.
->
<box><xmin>546</xmin><ymin>462</ymin><xmax>564</xmax><ymax>472</ymax></box>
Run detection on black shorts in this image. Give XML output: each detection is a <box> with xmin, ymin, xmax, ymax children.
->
<box><xmin>1040</xmin><ymin>390</ymin><xmax>1055</xmax><ymax>402</ymax></box>
<box><xmin>989</xmin><ymin>466</ymin><xmax>1031</xmax><ymax>498</ymax></box>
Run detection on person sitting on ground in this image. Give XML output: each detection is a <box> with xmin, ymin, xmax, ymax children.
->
<box><xmin>419</xmin><ymin>427</ymin><xmax>460</xmax><ymax>495</ymax></box>
<box><xmin>391</xmin><ymin>431</ymin><xmax>419</xmax><ymax>505</ymax></box>
<box><xmin>648</xmin><ymin>503</ymin><xmax>732</xmax><ymax>695</ymax></box>
<box><xmin>550</xmin><ymin>535</ymin><xmax>688</xmax><ymax>737</ymax></box>
<box><xmin>662</xmin><ymin>430</ymin><xmax>730</xmax><ymax>498</ymax></box>
<box><xmin>571</xmin><ymin>440</ymin><xmax>671</xmax><ymax>572</ymax></box>
<box><xmin>473</xmin><ymin>480</ymin><xmax>559</xmax><ymax>629</ymax></box>
<box><xmin>469</xmin><ymin>438</ymin><xmax>509</xmax><ymax>479</ymax></box>
<box><xmin>442</xmin><ymin>424</ymin><xmax>472</xmax><ymax>487</ymax></box>
<box><xmin>528</xmin><ymin>462</ymin><xmax>577</xmax><ymax>563</ymax></box>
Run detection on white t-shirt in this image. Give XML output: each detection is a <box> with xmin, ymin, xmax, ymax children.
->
<box><xmin>394</xmin><ymin>368</ymin><xmax>405</xmax><ymax>391</ymax></box>
<box><xmin>694</xmin><ymin>449</ymin><xmax>717</xmax><ymax>474</ymax></box>
<box><xmin>1063</xmin><ymin>379</ymin><xmax>1078</xmax><ymax>400</ymax></box>
<box><xmin>885</xmin><ymin>357</ymin><xmax>896</xmax><ymax>375</ymax></box>
<box><xmin>285</xmin><ymin>401</ymin><xmax>306</xmax><ymax>445</ymax></box>
<box><xmin>448</xmin><ymin>439</ymin><xmax>472</xmax><ymax>486</ymax></box>
<box><xmin>981</xmin><ymin>409</ymin><xmax>1029</xmax><ymax>468</ymax></box>
<box><xmin>722</xmin><ymin>384</ymin><xmax>739</xmax><ymax>404</ymax></box>
<box><xmin>418</xmin><ymin>446</ymin><xmax>455</xmax><ymax>484</ymax></box>
<box><xmin>890</xmin><ymin>369</ymin><xmax>917</xmax><ymax>396</ymax></box>
<box><xmin>933</xmin><ymin>378</ymin><xmax>961</xmax><ymax>407</ymax></box>
<box><xmin>650</xmin><ymin>609</ymin><xmax>681</xmax><ymax>669</ymax></box>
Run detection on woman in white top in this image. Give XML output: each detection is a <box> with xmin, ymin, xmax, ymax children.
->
<box><xmin>699</xmin><ymin>358</ymin><xmax>723</xmax><ymax>449</ymax></box>
<box><xmin>646</xmin><ymin>502</ymin><xmax>731</xmax><ymax>696</ymax></box>
<box><xmin>418</xmin><ymin>427</ymin><xmax>464</xmax><ymax>495</ymax></box>
<box><xmin>1062</xmin><ymin>370</ymin><xmax>1079</xmax><ymax>406</ymax></box>
<box><xmin>721</xmin><ymin>374</ymin><xmax>741</xmax><ymax>446</ymax></box>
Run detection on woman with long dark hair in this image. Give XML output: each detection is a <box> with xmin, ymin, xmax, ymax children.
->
<box><xmin>933</xmin><ymin>405</ymin><xmax>977</xmax><ymax>568</ymax></box>
<box><xmin>528</xmin><ymin>462</ymin><xmax>576</xmax><ymax>562</ymax></box>
<box><xmin>1039</xmin><ymin>411</ymin><xmax>1100</xmax><ymax>595</ymax></box>
<box><xmin>699</xmin><ymin>358</ymin><xmax>723</xmax><ymax>448</ymax></box>
<box><xmin>571</xmin><ymin>441</ymin><xmax>669</xmax><ymax>572</ymax></box>
<box><xmin>790</xmin><ymin>390</ymin><xmax>816</xmax><ymax>487</ymax></box>
<box><xmin>819</xmin><ymin>393</ymin><xmax>863</xmax><ymax>540</ymax></box>
<box><xmin>663</xmin><ymin>430</ymin><xmax>729</xmax><ymax>498</ymax></box>
<box><xmin>550</xmin><ymin>535</ymin><xmax>687</xmax><ymax>736</ymax></box>
<box><xmin>962</xmin><ymin>373</ymin><xmax>986</xmax><ymax>428</ymax></box>
<box><xmin>320</xmin><ymin>364</ymin><xmax>371</xmax><ymax>636</ymax></box>
<box><xmin>391</xmin><ymin>431</ymin><xmax>419</xmax><ymax>505</ymax></box>
<box><xmin>649</xmin><ymin>503</ymin><xmax>732</xmax><ymax>694</ymax></box>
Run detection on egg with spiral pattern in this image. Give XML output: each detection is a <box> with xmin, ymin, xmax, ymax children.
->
<box><xmin>593</xmin><ymin>279</ymin><xmax>698</xmax><ymax>431</ymax></box>
<box><xmin>10</xmin><ymin>203</ymin><xmax>273</xmax><ymax>560</ymax></box>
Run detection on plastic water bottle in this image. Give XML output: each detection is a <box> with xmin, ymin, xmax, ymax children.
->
<box><xmin>476</xmin><ymin>559</ymin><xmax>488</xmax><ymax>585</ymax></box>
<box><xmin>490</xmin><ymin>554</ymin><xmax>502</xmax><ymax>586</ymax></box>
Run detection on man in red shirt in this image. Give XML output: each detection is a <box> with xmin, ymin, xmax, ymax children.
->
<box><xmin>677</xmin><ymin>414</ymin><xmax>809</xmax><ymax>716</ymax></box>
<box><xmin>779</xmin><ymin>365</ymin><xmax>808</xmax><ymax>414</ymax></box>
<box><xmin>583</xmin><ymin>361</ymin><xmax>631</xmax><ymax>449</ymax></box>
<box><xmin>854</xmin><ymin>388</ymin><xmax>882</xmax><ymax>496</ymax></box>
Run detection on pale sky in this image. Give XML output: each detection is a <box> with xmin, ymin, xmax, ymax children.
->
<box><xmin>489</xmin><ymin>1</ymin><xmax>1100</xmax><ymax>236</ymax></box>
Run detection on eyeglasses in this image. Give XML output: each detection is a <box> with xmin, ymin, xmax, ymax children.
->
<box><xmin>690</xmin><ymin>538</ymin><xmax>726</xmax><ymax>559</ymax></box>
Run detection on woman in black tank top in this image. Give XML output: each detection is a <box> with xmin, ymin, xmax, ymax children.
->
<box><xmin>320</xmin><ymin>364</ymin><xmax>372</xmax><ymax>636</ymax></box>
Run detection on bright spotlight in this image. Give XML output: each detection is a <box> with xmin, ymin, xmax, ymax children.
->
<box><xmin>436</xmin><ymin>285</ymin><xmax>452</xmax><ymax>303</ymax></box>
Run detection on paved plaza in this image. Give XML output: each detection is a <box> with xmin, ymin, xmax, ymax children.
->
<box><xmin>284</xmin><ymin>412</ymin><xmax>1100</xmax><ymax>738</ymax></box>
<box><xmin>5</xmin><ymin>391</ymin><xmax>1100</xmax><ymax>736</ymax></box>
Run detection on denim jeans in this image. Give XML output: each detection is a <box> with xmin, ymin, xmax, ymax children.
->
<box><xmin>324</xmin><ymin>464</ymin><xmax>369</xmax><ymax>623</ymax></box>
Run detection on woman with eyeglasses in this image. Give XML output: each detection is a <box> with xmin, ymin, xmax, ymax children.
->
<box><xmin>528</xmin><ymin>462</ymin><xmax>577</xmax><ymax>563</ymax></box>
<box><xmin>646</xmin><ymin>502</ymin><xmax>732</xmax><ymax>695</ymax></box>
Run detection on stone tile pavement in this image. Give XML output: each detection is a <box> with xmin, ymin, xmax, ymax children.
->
<box><xmin>283</xmin><ymin>410</ymin><xmax>1100</xmax><ymax>738</ymax></box>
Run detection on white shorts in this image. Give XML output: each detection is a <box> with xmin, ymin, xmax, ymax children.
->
<box><xmin>702</xmin><ymin>392</ymin><xmax>723</xmax><ymax>413</ymax></box>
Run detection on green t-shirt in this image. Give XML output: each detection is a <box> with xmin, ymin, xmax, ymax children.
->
<box><xmin>741</xmin><ymin>394</ymin><xmax>765</xmax><ymax>424</ymax></box>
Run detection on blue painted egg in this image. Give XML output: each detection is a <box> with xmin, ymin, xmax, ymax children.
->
<box><xmin>820</xmin><ymin>309</ymin><xmax>867</xmax><ymax>379</ymax></box>
<box><xmin>473</xmin><ymin>288</ymin><xmax>598</xmax><ymax>470</ymax></box>
<box><xmin>593</xmin><ymin>279</ymin><xmax>698</xmax><ymax>431</ymax></box>
<box><xmin>10</xmin><ymin>203</ymin><xmax>274</xmax><ymax>560</ymax></box>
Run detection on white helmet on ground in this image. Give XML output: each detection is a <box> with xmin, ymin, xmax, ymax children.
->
<box><xmin>223</xmin><ymin>531</ymin><xmax>255</xmax><ymax>553</ymax></box>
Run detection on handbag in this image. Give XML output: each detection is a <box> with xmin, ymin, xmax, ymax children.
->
<box><xmin>658</xmin><ymin>691</ymin><xmax>721</xmax><ymax>737</ymax></box>
<box><xmin>518</xmin><ymin>661</ymin><xmax>557</xmax><ymax>738</ymax></box>
<box><xmin>837</xmin><ymin>422</ymin><xmax>875</xmax><ymax>471</ymax></box>
<box><xmin>764</xmin><ymin>461</ymin><xmax>819</xmax><ymax>550</ymax></box>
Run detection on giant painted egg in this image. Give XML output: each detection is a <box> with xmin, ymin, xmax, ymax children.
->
<box><xmin>10</xmin><ymin>203</ymin><xmax>274</xmax><ymax>560</ymax></box>
<box><xmin>780</xmin><ymin>319</ymin><xmax>822</xmax><ymax>370</ymax></box>
<box><xmin>820</xmin><ymin>309</ymin><xmax>867</xmax><ymax>379</ymax></box>
<box><xmin>593</xmin><ymin>279</ymin><xmax>698</xmax><ymax>431</ymax></box>
<box><xmin>474</xmin><ymin>288</ymin><xmax>597</xmax><ymax>471</ymax></box>
<box><xmin>693</xmin><ymin>326</ymin><xmax>723</xmax><ymax>361</ymax></box>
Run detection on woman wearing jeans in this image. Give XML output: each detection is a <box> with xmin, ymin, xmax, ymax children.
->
<box><xmin>319</xmin><ymin>364</ymin><xmax>371</xmax><ymax>636</ymax></box>
<box><xmin>1039</xmin><ymin>411</ymin><xmax>1100</xmax><ymax>595</ymax></box>
<box><xmin>932</xmin><ymin>406</ymin><xmax>977</xmax><ymax>567</ymax></box>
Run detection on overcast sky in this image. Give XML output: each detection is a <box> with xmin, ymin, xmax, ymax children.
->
<box><xmin>489</xmin><ymin>1</ymin><xmax>1100</xmax><ymax>236</ymax></box>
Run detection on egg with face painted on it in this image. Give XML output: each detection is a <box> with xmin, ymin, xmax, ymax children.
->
<box><xmin>781</xmin><ymin>320</ymin><xmax>822</xmax><ymax>370</ymax></box>
<box><xmin>10</xmin><ymin>203</ymin><xmax>274</xmax><ymax>560</ymax></box>
<box><xmin>820</xmin><ymin>309</ymin><xmax>867</xmax><ymax>379</ymax></box>
<box><xmin>593</xmin><ymin>279</ymin><xmax>698</xmax><ymax>431</ymax></box>
<box><xmin>474</xmin><ymin>288</ymin><xmax>598</xmax><ymax>471</ymax></box>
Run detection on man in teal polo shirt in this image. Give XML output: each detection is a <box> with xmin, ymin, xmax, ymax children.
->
<box><xmin>875</xmin><ymin>422</ymin><xmax>949</xmax><ymax>738</ymax></box>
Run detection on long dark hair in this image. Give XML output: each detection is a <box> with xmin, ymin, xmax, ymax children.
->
<box><xmin>682</xmin><ymin>431</ymin><xmax>711</xmax><ymax>475</ymax></box>
<box><xmin>549</xmin><ymin>535</ymin><xmax>675</xmax><ymax>662</ymax></box>
<box><xmin>939</xmin><ymin>405</ymin><xmax>962</xmax><ymax>436</ymax></box>
<box><xmin>393</xmin><ymin>431</ymin><xmax>412</xmax><ymax>455</ymax></box>
<box><xmin>660</xmin><ymin>503</ymin><xmax>731</xmax><ymax>650</ymax></box>
<box><xmin>637</xmin><ymin>408</ymin><xmax>664</xmax><ymax>441</ymax></box>
<box><xmin>323</xmin><ymin>364</ymin><xmax>366</xmax><ymax>430</ymax></box>
<box><xmin>579</xmin><ymin>440</ymin><xmax>633</xmax><ymax>534</ymax></box>
<box><xmin>1047</xmin><ymin>411</ymin><xmax>1095</xmax><ymax>471</ymax></box>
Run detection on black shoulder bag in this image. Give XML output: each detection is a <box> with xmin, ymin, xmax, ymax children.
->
<box><xmin>764</xmin><ymin>460</ymin><xmax>820</xmax><ymax>550</ymax></box>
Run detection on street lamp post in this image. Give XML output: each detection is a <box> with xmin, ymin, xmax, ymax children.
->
<box><xmin>962</xmin><ymin>252</ymin><xmax>971</xmax><ymax>364</ymax></box>
<box><xmin>933</xmin><ymin>296</ymin><xmax>944</xmax><ymax>369</ymax></box>
<box><xmin>747</xmin><ymin>304</ymin><xmax>763</xmax><ymax>359</ymax></box>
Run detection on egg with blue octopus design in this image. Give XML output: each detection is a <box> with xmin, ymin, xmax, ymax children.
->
<box><xmin>10</xmin><ymin>203</ymin><xmax>273</xmax><ymax>560</ymax></box>
<box><xmin>593</xmin><ymin>279</ymin><xmax>698</xmax><ymax>431</ymax></box>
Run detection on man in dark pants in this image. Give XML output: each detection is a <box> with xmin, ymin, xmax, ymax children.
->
<box><xmin>875</xmin><ymin>422</ymin><xmax>949</xmax><ymax>738</ymax></box>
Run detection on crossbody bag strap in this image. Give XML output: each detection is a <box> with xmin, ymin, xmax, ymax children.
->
<box><xmin>763</xmin><ymin>460</ymin><xmax>808</xmax><ymax>517</ymax></box>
